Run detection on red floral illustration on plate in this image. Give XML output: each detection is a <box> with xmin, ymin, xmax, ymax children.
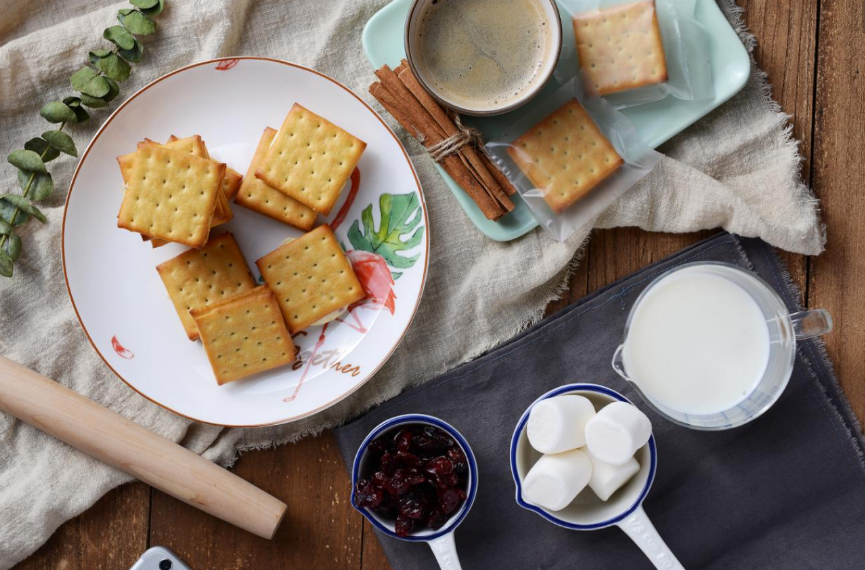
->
<box><xmin>331</xmin><ymin>168</ymin><xmax>361</xmax><ymax>231</ymax></box>
<box><xmin>284</xmin><ymin>323</ymin><xmax>329</xmax><ymax>403</ymax></box>
<box><xmin>215</xmin><ymin>59</ymin><xmax>239</xmax><ymax>71</ymax></box>
<box><xmin>347</xmin><ymin>250</ymin><xmax>396</xmax><ymax>315</ymax></box>
<box><xmin>111</xmin><ymin>336</ymin><xmax>134</xmax><ymax>359</ymax></box>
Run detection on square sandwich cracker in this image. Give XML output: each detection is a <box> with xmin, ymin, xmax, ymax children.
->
<box><xmin>156</xmin><ymin>232</ymin><xmax>256</xmax><ymax>340</ymax></box>
<box><xmin>191</xmin><ymin>286</ymin><xmax>296</xmax><ymax>385</ymax></box>
<box><xmin>145</xmin><ymin>136</ymin><xmax>234</xmax><ymax>225</ymax></box>
<box><xmin>256</xmin><ymin>224</ymin><xmax>365</xmax><ymax>334</ymax></box>
<box><xmin>125</xmin><ymin>137</ymin><xmax>242</xmax><ymax>247</ymax></box>
<box><xmin>116</xmin><ymin>144</ymin><xmax>224</xmax><ymax>247</ymax></box>
<box><xmin>507</xmin><ymin>99</ymin><xmax>623</xmax><ymax>213</ymax></box>
<box><xmin>235</xmin><ymin>127</ymin><xmax>317</xmax><ymax>231</ymax></box>
<box><xmin>573</xmin><ymin>0</ymin><xmax>667</xmax><ymax>96</ymax></box>
<box><xmin>255</xmin><ymin>104</ymin><xmax>366</xmax><ymax>215</ymax></box>
<box><xmin>144</xmin><ymin>171</ymin><xmax>238</xmax><ymax>247</ymax></box>
<box><xmin>165</xmin><ymin>135</ymin><xmax>243</xmax><ymax>199</ymax></box>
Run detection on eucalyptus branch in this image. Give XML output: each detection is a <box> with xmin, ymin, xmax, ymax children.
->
<box><xmin>1</xmin><ymin>0</ymin><xmax>167</xmax><ymax>278</ymax></box>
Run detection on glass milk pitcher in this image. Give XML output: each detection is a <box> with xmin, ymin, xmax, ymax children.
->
<box><xmin>611</xmin><ymin>262</ymin><xmax>833</xmax><ymax>430</ymax></box>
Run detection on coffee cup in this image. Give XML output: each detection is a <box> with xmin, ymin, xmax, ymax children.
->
<box><xmin>404</xmin><ymin>0</ymin><xmax>562</xmax><ymax>116</ymax></box>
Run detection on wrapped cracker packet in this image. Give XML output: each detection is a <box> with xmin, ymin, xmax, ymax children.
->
<box><xmin>556</xmin><ymin>0</ymin><xmax>714</xmax><ymax>109</ymax></box>
<box><xmin>485</xmin><ymin>78</ymin><xmax>662</xmax><ymax>242</ymax></box>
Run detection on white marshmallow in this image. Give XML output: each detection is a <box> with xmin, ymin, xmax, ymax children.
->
<box><xmin>526</xmin><ymin>395</ymin><xmax>596</xmax><ymax>454</ymax></box>
<box><xmin>522</xmin><ymin>448</ymin><xmax>592</xmax><ymax>511</ymax></box>
<box><xmin>585</xmin><ymin>401</ymin><xmax>652</xmax><ymax>466</ymax></box>
<box><xmin>587</xmin><ymin>451</ymin><xmax>640</xmax><ymax>501</ymax></box>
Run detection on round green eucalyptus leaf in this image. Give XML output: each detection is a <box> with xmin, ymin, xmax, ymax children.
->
<box><xmin>131</xmin><ymin>0</ymin><xmax>159</xmax><ymax>9</ymax></box>
<box><xmin>23</xmin><ymin>138</ymin><xmax>60</xmax><ymax>162</ymax></box>
<box><xmin>104</xmin><ymin>25</ymin><xmax>136</xmax><ymax>50</ymax></box>
<box><xmin>7</xmin><ymin>150</ymin><xmax>47</xmax><ymax>173</ymax></box>
<box><xmin>95</xmin><ymin>53</ymin><xmax>131</xmax><ymax>83</ymax></box>
<box><xmin>71</xmin><ymin>66</ymin><xmax>111</xmax><ymax>98</ymax></box>
<box><xmin>89</xmin><ymin>48</ymin><xmax>112</xmax><ymax>63</ymax></box>
<box><xmin>79</xmin><ymin>93</ymin><xmax>109</xmax><ymax>108</ymax></box>
<box><xmin>0</xmin><ymin>219</ymin><xmax>12</xmax><ymax>235</ymax></box>
<box><xmin>0</xmin><ymin>194</ymin><xmax>47</xmax><ymax>223</ymax></box>
<box><xmin>118</xmin><ymin>9</ymin><xmax>157</xmax><ymax>35</ymax></box>
<box><xmin>103</xmin><ymin>77</ymin><xmax>121</xmax><ymax>102</ymax></box>
<box><xmin>141</xmin><ymin>0</ymin><xmax>164</xmax><ymax>16</ymax></box>
<box><xmin>63</xmin><ymin>97</ymin><xmax>91</xmax><ymax>122</ymax></box>
<box><xmin>42</xmin><ymin>130</ymin><xmax>78</xmax><ymax>157</ymax></box>
<box><xmin>17</xmin><ymin>170</ymin><xmax>54</xmax><ymax>201</ymax></box>
<box><xmin>39</xmin><ymin>101</ymin><xmax>77</xmax><ymax>124</ymax></box>
<box><xmin>0</xmin><ymin>199</ymin><xmax>29</xmax><ymax>226</ymax></box>
<box><xmin>118</xmin><ymin>39</ymin><xmax>144</xmax><ymax>63</ymax></box>
<box><xmin>4</xmin><ymin>234</ymin><xmax>22</xmax><ymax>262</ymax></box>
<box><xmin>0</xmin><ymin>250</ymin><xmax>13</xmax><ymax>278</ymax></box>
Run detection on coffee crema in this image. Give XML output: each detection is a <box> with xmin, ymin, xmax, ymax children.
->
<box><xmin>414</xmin><ymin>0</ymin><xmax>553</xmax><ymax>111</ymax></box>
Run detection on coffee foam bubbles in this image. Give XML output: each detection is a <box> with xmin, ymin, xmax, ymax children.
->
<box><xmin>415</xmin><ymin>0</ymin><xmax>553</xmax><ymax>111</ymax></box>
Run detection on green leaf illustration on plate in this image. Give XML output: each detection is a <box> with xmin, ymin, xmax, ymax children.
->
<box><xmin>348</xmin><ymin>192</ymin><xmax>423</xmax><ymax>280</ymax></box>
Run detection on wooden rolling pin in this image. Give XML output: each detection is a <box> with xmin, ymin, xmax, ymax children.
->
<box><xmin>0</xmin><ymin>356</ymin><xmax>287</xmax><ymax>539</ymax></box>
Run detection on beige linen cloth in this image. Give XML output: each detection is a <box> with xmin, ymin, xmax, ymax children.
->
<box><xmin>0</xmin><ymin>0</ymin><xmax>823</xmax><ymax>567</ymax></box>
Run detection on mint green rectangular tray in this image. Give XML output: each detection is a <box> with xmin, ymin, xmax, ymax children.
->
<box><xmin>362</xmin><ymin>0</ymin><xmax>750</xmax><ymax>241</ymax></box>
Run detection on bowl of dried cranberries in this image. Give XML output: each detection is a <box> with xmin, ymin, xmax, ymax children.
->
<box><xmin>350</xmin><ymin>414</ymin><xmax>477</xmax><ymax>548</ymax></box>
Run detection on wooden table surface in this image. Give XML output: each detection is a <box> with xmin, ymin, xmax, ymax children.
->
<box><xmin>14</xmin><ymin>1</ymin><xmax>865</xmax><ymax>568</ymax></box>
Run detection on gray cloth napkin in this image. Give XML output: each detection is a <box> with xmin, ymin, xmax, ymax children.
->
<box><xmin>334</xmin><ymin>233</ymin><xmax>865</xmax><ymax>570</ymax></box>
<box><xmin>0</xmin><ymin>1</ymin><xmax>826</xmax><ymax>566</ymax></box>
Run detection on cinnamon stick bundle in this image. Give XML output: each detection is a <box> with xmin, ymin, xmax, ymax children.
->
<box><xmin>369</xmin><ymin>61</ymin><xmax>516</xmax><ymax>221</ymax></box>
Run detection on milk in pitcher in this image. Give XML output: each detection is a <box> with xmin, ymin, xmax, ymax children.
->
<box><xmin>621</xmin><ymin>266</ymin><xmax>771</xmax><ymax>415</ymax></box>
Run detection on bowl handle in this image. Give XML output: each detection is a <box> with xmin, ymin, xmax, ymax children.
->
<box><xmin>616</xmin><ymin>505</ymin><xmax>685</xmax><ymax>570</ymax></box>
<box><xmin>428</xmin><ymin>531</ymin><xmax>463</xmax><ymax>570</ymax></box>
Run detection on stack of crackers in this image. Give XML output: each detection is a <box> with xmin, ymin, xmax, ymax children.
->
<box><xmin>117</xmin><ymin>104</ymin><xmax>368</xmax><ymax>385</ymax></box>
<box><xmin>117</xmin><ymin>135</ymin><xmax>243</xmax><ymax>248</ymax></box>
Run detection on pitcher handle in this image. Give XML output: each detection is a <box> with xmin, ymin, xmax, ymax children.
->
<box><xmin>790</xmin><ymin>309</ymin><xmax>833</xmax><ymax>340</ymax></box>
<box><xmin>616</xmin><ymin>505</ymin><xmax>686</xmax><ymax>570</ymax></box>
<box><xmin>428</xmin><ymin>532</ymin><xmax>462</xmax><ymax>570</ymax></box>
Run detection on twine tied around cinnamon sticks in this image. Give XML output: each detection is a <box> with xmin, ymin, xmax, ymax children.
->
<box><xmin>425</xmin><ymin>114</ymin><xmax>482</xmax><ymax>163</ymax></box>
<box><xmin>369</xmin><ymin>60</ymin><xmax>516</xmax><ymax>221</ymax></box>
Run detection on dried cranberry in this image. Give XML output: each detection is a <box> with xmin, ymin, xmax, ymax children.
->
<box><xmin>425</xmin><ymin>456</ymin><xmax>454</xmax><ymax>476</ymax></box>
<box><xmin>367</xmin><ymin>438</ymin><xmax>388</xmax><ymax>457</ymax></box>
<box><xmin>354</xmin><ymin>479</ymin><xmax>383</xmax><ymax>509</ymax></box>
<box><xmin>407</xmin><ymin>470</ymin><xmax>426</xmax><ymax>486</ymax></box>
<box><xmin>371</xmin><ymin>470</ymin><xmax>388</xmax><ymax>488</ymax></box>
<box><xmin>447</xmin><ymin>447</ymin><xmax>468</xmax><ymax>473</ymax></box>
<box><xmin>437</xmin><ymin>472</ymin><xmax>460</xmax><ymax>489</ymax></box>
<box><xmin>411</xmin><ymin>434</ymin><xmax>437</xmax><ymax>452</ymax></box>
<box><xmin>396</xmin><ymin>450</ymin><xmax>422</xmax><ymax>469</ymax></box>
<box><xmin>379</xmin><ymin>452</ymin><xmax>396</xmax><ymax>474</ymax></box>
<box><xmin>395</xmin><ymin>429</ymin><xmax>413</xmax><ymax>451</ymax></box>
<box><xmin>395</xmin><ymin>516</ymin><xmax>414</xmax><ymax>537</ymax></box>
<box><xmin>424</xmin><ymin>425</ymin><xmax>455</xmax><ymax>447</ymax></box>
<box><xmin>439</xmin><ymin>489</ymin><xmax>462</xmax><ymax>515</ymax></box>
<box><xmin>398</xmin><ymin>491</ymin><xmax>427</xmax><ymax>520</ymax></box>
<box><xmin>427</xmin><ymin>509</ymin><xmax>449</xmax><ymax>530</ymax></box>
<box><xmin>387</xmin><ymin>469</ymin><xmax>412</xmax><ymax>496</ymax></box>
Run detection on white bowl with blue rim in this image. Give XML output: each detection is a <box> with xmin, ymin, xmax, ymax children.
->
<box><xmin>351</xmin><ymin>414</ymin><xmax>478</xmax><ymax>570</ymax></box>
<box><xmin>511</xmin><ymin>384</ymin><xmax>685</xmax><ymax>570</ymax></box>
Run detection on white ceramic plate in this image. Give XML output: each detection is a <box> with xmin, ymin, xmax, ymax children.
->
<box><xmin>63</xmin><ymin>58</ymin><xmax>429</xmax><ymax>427</ymax></box>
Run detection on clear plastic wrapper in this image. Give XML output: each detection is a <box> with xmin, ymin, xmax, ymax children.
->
<box><xmin>485</xmin><ymin>78</ymin><xmax>662</xmax><ymax>242</ymax></box>
<box><xmin>556</xmin><ymin>0</ymin><xmax>714</xmax><ymax>109</ymax></box>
